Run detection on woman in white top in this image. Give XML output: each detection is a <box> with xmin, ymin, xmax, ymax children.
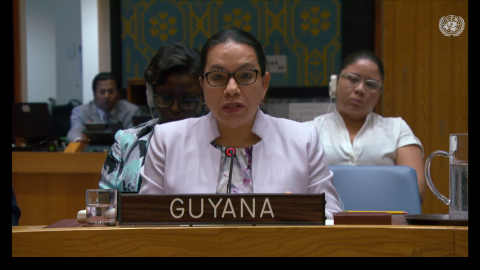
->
<box><xmin>305</xmin><ymin>50</ymin><xmax>426</xmax><ymax>204</ymax></box>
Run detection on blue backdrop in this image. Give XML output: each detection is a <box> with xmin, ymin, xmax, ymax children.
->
<box><xmin>121</xmin><ymin>0</ymin><xmax>342</xmax><ymax>88</ymax></box>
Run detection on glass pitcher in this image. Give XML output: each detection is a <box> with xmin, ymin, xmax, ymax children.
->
<box><xmin>424</xmin><ymin>133</ymin><xmax>468</xmax><ymax>220</ymax></box>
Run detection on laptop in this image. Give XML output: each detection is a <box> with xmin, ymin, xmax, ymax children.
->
<box><xmin>12</xmin><ymin>103</ymin><xmax>56</xmax><ymax>145</ymax></box>
<box><xmin>82</xmin><ymin>121</ymin><xmax>123</xmax><ymax>146</ymax></box>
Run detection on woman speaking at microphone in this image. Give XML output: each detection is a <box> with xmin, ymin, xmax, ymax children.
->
<box><xmin>138</xmin><ymin>28</ymin><xmax>343</xmax><ymax>219</ymax></box>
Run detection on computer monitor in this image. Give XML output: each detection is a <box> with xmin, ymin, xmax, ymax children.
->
<box><xmin>83</xmin><ymin>122</ymin><xmax>123</xmax><ymax>146</ymax></box>
<box><xmin>12</xmin><ymin>102</ymin><xmax>56</xmax><ymax>144</ymax></box>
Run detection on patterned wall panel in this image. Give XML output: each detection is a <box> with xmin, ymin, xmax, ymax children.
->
<box><xmin>121</xmin><ymin>0</ymin><xmax>341</xmax><ymax>88</ymax></box>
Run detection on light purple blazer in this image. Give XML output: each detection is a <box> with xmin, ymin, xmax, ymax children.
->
<box><xmin>139</xmin><ymin>109</ymin><xmax>343</xmax><ymax>219</ymax></box>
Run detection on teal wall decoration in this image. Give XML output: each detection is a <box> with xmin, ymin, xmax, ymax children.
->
<box><xmin>121</xmin><ymin>0</ymin><xmax>342</xmax><ymax>89</ymax></box>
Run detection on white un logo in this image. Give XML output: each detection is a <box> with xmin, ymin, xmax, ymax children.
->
<box><xmin>439</xmin><ymin>15</ymin><xmax>465</xmax><ymax>37</ymax></box>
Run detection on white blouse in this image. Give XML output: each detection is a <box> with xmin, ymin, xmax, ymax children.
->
<box><xmin>304</xmin><ymin>110</ymin><xmax>423</xmax><ymax>166</ymax></box>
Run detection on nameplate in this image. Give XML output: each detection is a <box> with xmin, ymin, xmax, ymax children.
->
<box><xmin>118</xmin><ymin>193</ymin><xmax>326</xmax><ymax>225</ymax></box>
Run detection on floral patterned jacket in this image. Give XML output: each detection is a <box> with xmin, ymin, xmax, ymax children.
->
<box><xmin>98</xmin><ymin>119</ymin><xmax>158</xmax><ymax>192</ymax></box>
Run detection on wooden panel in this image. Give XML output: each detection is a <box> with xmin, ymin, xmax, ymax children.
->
<box><xmin>374</xmin><ymin>0</ymin><xmax>382</xmax><ymax>114</ymax></box>
<box><xmin>12</xmin><ymin>152</ymin><xmax>108</xmax><ymax>226</ymax></box>
<box><xmin>382</xmin><ymin>0</ymin><xmax>468</xmax><ymax>214</ymax></box>
<box><xmin>449</xmin><ymin>1</ymin><xmax>469</xmax><ymax>134</ymax></box>
<box><xmin>12</xmin><ymin>173</ymin><xmax>100</xmax><ymax>226</ymax></box>
<box><xmin>454</xmin><ymin>228</ymin><xmax>468</xmax><ymax>257</ymax></box>
<box><xmin>12</xmin><ymin>152</ymin><xmax>107</xmax><ymax>173</ymax></box>
<box><xmin>382</xmin><ymin>1</ymin><xmax>395</xmax><ymax>116</ymax></box>
<box><xmin>392</xmin><ymin>1</ymin><xmax>414</xmax><ymax>126</ymax></box>
<box><xmin>12</xmin><ymin>225</ymin><xmax>458</xmax><ymax>257</ymax></box>
<box><xmin>413</xmin><ymin>1</ymin><xmax>433</xmax><ymax>170</ymax></box>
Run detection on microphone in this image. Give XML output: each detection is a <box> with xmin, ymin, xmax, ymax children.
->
<box><xmin>225</xmin><ymin>147</ymin><xmax>236</xmax><ymax>194</ymax></box>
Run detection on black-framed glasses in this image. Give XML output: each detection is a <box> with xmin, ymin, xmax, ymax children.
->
<box><xmin>338</xmin><ymin>73</ymin><xmax>383</xmax><ymax>93</ymax></box>
<box><xmin>204</xmin><ymin>69</ymin><xmax>261</xmax><ymax>87</ymax></box>
<box><xmin>153</xmin><ymin>94</ymin><xmax>201</xmax><ymax>110</ymax></box>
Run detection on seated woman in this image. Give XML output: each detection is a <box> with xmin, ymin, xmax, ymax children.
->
<box><xmin>99</xmin><ymin>42</ymin><xmax>205</xmax><ymax>192</ymax></box>
<box><xmin>305</xmin><ymin>50</ymin><xmax>426</xmax><ymax>204</ymax></box>
<box><xmin>139</xmin><ymin>28</ymin><xmax>343</xmax><ymax>219</ymax></box>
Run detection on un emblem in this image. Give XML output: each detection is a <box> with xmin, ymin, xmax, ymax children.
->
<box><xmin>439</xmin><ymin>15</ymin><xmax>465</xmax><ymax>37</ymax></box>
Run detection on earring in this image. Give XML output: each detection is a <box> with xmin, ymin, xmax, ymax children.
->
<box><xmin>259</xmin><ymin>99</ymin><xmax>269</xmax><ymax>114</ymax></box>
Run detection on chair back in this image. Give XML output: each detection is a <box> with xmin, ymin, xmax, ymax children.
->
<box><xmin>330</xmin><ymin>165</ymin><xmax>422</xmax><ymax>214</ymax></box>
<box><xmin>51</xmin><ymin>99</ymin><xmax>81</xmax><ymax>137</ymax></box>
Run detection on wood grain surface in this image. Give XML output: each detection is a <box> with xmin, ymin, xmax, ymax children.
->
<box><xmin>12</xmin><ymin>225</ymin><xmax>466</xmax><ymax>257</ymax></box>
<box><xmin>12</xmin><ymin>152</ymin><xmax>107</xmax><ymax>226</ymax></box>
<box><xmin>454</xmin><ymin>228</ymin><xmax>468</xmax><ymax>257</ymax></box>
<box><xmin>382</xmin><ymin>1</ymin><xmax>468</xmax><ymax>215</ymax></box>
<box><xmin>12</xmin><ymin>152</ymin><xmax>107</xmax><ymax>173</ymax></box>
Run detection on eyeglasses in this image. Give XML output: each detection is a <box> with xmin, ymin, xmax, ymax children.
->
<box><xmin>204</xmin><ymin>69</ymin><xmax>261</xmax><ymax>87</ymax></box>
<box><xmin>153</xmin><ymin>94</ymin><xmax>201</xmax><ymax>110</ymax></box>
<box><xmin>338</xmin><ymin>73</ymin><xmax>383</xmax><ymax>93</ymax></box>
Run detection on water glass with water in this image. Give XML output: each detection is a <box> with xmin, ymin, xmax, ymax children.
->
<box><xmin>86</xmin><ymin>189</ymin><xmax>117</xmax><ymax>226</ymax></box>
<box><xmin>424</xmin><ymin>133</ymin><xmax>468</xmax><ymax>220</ymax></box>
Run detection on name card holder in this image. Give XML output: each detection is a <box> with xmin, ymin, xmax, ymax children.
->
<box><xmin>118</xmin><ymin>193</ymin><xmax>326</xmax><ymax>226</ymax></box>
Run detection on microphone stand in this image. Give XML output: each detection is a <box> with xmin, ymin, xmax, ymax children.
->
<box><xmin>225</xmin><ymin>147</ymin><xmax>236</xmax><ymax>194</ymax></box>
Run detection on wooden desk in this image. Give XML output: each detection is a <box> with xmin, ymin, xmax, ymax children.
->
<box><xmin>12</xmin><ymin>224</ymin><xmax>468</xmax><ymax>257</ymax></box>
<box><xmin>12</xmin><ymin>152</ymin><xmax>108</xmax><ymax>226</ymax></box>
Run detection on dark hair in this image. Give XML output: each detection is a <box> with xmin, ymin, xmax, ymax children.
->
<box><xmin>339</xmin><ymin>50</ymin><xmax>385</xmax><ymax>82</ymax></box>
<box><xmin>92</xmin><ymin>72</ymin><xmax>118</xmax><ymax>93</ymax></box>
<box><xmin>200</xmin><ymin>28</ymin><xmax>266</xmax><ymax>77</ymax></box>
<box><xmin>144</xmin><ymin>42</ymin><xmax>201</xmax><ymax>86</ymax></box>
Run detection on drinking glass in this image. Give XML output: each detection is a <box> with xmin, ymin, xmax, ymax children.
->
<box><xmin>86</xmin><ymin>189</ymin><xmax>117</xmax><ymax>226</ymax></box>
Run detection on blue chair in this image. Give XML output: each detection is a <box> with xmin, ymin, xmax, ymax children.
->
<box><xmin>330</xmin><ymin>165</ymin><xmax>422</xmax><ymax>215</ymax></box>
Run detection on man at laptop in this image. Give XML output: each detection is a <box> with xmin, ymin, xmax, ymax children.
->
<box><xmin>66</xmin><ymin>72</ymin><xmax>140</xmax><ymax>143</ymax></box>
